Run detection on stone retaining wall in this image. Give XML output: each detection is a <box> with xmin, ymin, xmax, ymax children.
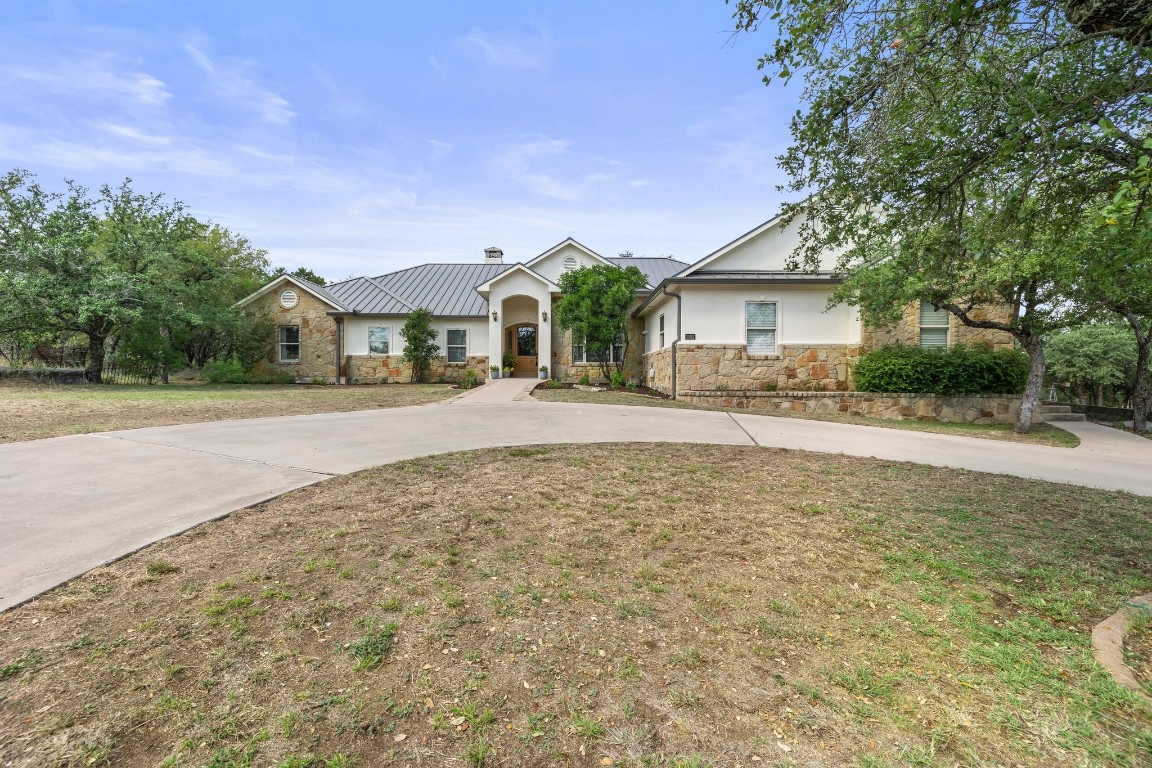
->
<box><xmin>345</xmin><ymin>354</ymin><xmax>488</xmax><ymax>384</ymax></box>
<box><xmin>678</xmin><ymin>390</ymin><xmax>1036</xmax><ymax>425</ymax></box>
<box><xmin>671</xmin><ymin>343</ymin><xmax>861</xmax><ymax>393</ymax></box>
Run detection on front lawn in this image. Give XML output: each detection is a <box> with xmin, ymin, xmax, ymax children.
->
<box><xmin>1</xmin><ymin>444</ymin><xmax>1148</xmax><ymax>767</ymax></box>
<box><xmin>532</xmin><ymin>385</ymin><xmax>1080</xmax><ymax>447</ymax></box>
<box><xmin>0</xmin><ymin>380</ymin><xmax>458</xmax><ymax>443</ymax></box>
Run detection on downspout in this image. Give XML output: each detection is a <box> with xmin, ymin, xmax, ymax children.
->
<box><xmin>660</xmin><ymin>285</ymin><xmax>682</xmax><ymax>400</ymax></box>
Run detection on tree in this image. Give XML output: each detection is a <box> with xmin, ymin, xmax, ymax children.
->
<box><xmin>272</xmin><ymin>265</ymin><xmax>327</xmax><ymax>286</ymax></box>
<box><xmin>554</xmin><ymin>264</ymin><xmax>648</xmax><ymax>382</ymax></box>
<box><xmin>730</xmin><ymin>0</ymin><xmax>1150</xmax><ymax>432</ymax></box>
<box><xmin>400</xmin><ymin>308</ymin><xmax>439</xmax><ymax>382</ymax></box>
<box><xmin>1046</xmin><ymin>323</ymin><xmax>1137</xmax><ymax>406</ymax></box>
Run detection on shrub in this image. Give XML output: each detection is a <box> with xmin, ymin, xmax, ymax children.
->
<box><xmin>202</xmin><ymin>358</ymin><xmax>250</xmax><ymax>384</ymax></box>
<box><xmin>459</xmin><ymin>369</ymin><xmax>479</xmax><ymax>390</ymax></box>
<box><xmin>609</xmin><ymin>370</ymin><xmax>626</xmax><ymax>388</ymax></box>
<box><xmin>853</xmin><ymin>343</ymin><xmax>1029</xmax><ymax>395</ymax></box>
<box><xmin>578</xmin><ymin>373</ymin><xmax>591</xmax><ymax>386</ymax></box>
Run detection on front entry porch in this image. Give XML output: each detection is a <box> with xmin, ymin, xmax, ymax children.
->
<box><xmin>505</xmin><ymin>323</ymin><xmax>538</xmax><ymax>377</ymax></box>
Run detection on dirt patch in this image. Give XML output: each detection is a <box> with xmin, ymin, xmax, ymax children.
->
<box><xmin>0</xmin><ymin>381</ymin><xmax>457</xmax><ymax>443</ymax></box>
<box><xmin>1127</xmin><ymin>619</ymin><xmax>1152</xmax><ymax>698</ymax></box>
<box><xmin>1</xmin><ymin>445</ymin><xmax>1149</xmax><ymax>767</ymax></box>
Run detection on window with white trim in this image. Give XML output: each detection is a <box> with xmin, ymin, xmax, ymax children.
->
<box><xmin>446</xmin><ymin>329</ymin><xmax>467</xmax><ymax>363</ymax></box>
<box><xmin>572</xmin><ymin>333</ymin><xmax>623</xmax><ymax>363</ymax></box>
<box><xmin>746</xmin><ymin>302</ymin><xmax>777</xmax><ymax>354</ymax></box>
<box><xmin>919</xmin><ymin>301</ymin><xmax>949</xmax><ymax>347</ymax></box>
<box><xmin>368</xmin><ymin>326</ymin><xmax>390</xmax><ymax>355</ymax></box>
<box><xmin>658</xmin><ymin>313</ymin><xmax>665</xmax><ymax>349</ymax></box>
<box><xmin>278</xmin><ymin>326</ymin><xmax>300</xmax><ymax>362</ymax></box>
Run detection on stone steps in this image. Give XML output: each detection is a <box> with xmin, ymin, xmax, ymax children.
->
<box><xmin>1040</xmin><ymin>404</ymin><xmax>1086</xmax><ymax>423</ymax></box>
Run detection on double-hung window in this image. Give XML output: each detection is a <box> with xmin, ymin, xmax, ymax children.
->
<box><xmin>572</xmin><ymin>333</ymin><xmax>623</xmax><ymax>363</ymax></box>
<box><xmin>658</xmin><ymin>313</ymin><xmax>665</xmax><ymax>349</ymax></box>
<box><xmin>446</xmin><ymin>329</ymin><xmax>467</xmax><ymax>363</ymax></box>
<box><xmin>278</xmin><ymin>326</ymin><xmax>300</xmax><ymax>362</ymax></box>
<box><xmin>746</xmin><ymin>302</ymin><xmax>777</xmax><ymax>354</ymax></box>
<box><xmin>368</xmin><ymin>326</ymin><xmax>390</xmax><ymax>355</ymax></box>
<box><xmin>919</xmin><ymin>301</ymin><xmax>949</xmax><ymax>347</ymax></box>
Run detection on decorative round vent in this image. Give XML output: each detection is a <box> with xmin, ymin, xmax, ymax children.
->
<box><xmin>279</xmin><ymin>289</ymin><xmax>299</xmax><ymax>309</ymax></box>
<box><xmin>562</xmin><ymin>256</ymin><xmax>578</xmax><ymax>272</ymax></box>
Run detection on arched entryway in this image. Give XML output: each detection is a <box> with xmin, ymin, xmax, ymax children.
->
<box><xmin>506</xmin><ymin>323</ymin><xmax>538</xmax><ymax>377</ymax></box>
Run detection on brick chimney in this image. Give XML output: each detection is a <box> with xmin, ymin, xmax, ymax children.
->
<box><xmin>484</xmin><ymin>247</ymin><xmax>504</xmax><ymax>264</ymax></box>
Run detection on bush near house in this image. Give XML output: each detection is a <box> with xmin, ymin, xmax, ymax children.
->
<box><xmin>853</xmin><ymin>344</ymin><xmax>1029</xmax><ymax>395</ymax></box>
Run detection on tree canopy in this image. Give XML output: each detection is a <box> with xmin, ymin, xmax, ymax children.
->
<box><xmin>554</xmin><ymin>264</ymin><xmax>648</xmax><ymax>382</ymax></box>
<box><xmin>400</xmin><ymin>308</ymin><xmax>439</xmax><ymax>383</ymax></box>
<box><xmin>730</xmin><ymin>0</ymin><xmax>1151</xmax><ymax>431</ymax></box>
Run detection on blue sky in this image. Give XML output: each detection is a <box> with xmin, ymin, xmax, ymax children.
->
<box><xmin>0</xmin><ymin>2</ymin><xmax>797</xmax><ymax>281</ymax></box>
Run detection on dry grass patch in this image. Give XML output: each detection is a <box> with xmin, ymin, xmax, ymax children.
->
<box><xmin>0</xmin><ymin>380</ymin><xmax>457</xmax><ymax>443</ymax></box>
<box><xmin>1</xmin><ymin>444</ymin><xmax>1149</xmax><ymax>767</ymax></box>
<box><xmin>532</xmin><ymin>386</ymin><xmax>1079</xmax><ymax>447</ymax></box>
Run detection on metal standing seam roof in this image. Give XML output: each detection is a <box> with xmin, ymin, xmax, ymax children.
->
<box><xmin>605</xmin><ymin>256</ymin><xmax>689</xmax><ymax>287</ymax></box>
<box><xmin>288</xmin><ymin>276</ymin><xmax>349</xmax><ymax>309</ymax></box>
<box><xmin>324</xmin><ymin>263</ymin><xmax>513</xmax><ymax>317</ymax></box>
<box><xmin>678</xmin><ymin>270</ymin><xmax>842</xmax><ymax>283</ymax></box>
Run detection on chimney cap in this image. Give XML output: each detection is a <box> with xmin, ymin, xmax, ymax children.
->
<box><xmin>483</xmin><ymin>246</ymin><xmax>504</xmax><ymax>263</ymax></box>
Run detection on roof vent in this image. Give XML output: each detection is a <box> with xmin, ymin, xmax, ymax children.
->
<box><xmin>484</xmin><ymin>247</ymin><xmax>504</xmax><ymax>264</ymax></box>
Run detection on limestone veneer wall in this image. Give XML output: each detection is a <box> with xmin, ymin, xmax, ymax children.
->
<box><xmin>551</xmin><ymin>313</ymin><xmax>645</xmax><ymax>384</ymax></box>
<box><xmin>345</xmin><ymin>354</ymin><xmax>488</xmax><ymax>383</ymax></box>
<box><xmin>642</xmin><ymin>348</ymin><xmax>673</xmax><ymax>393</ymax></box>
<box><xmin>247</xmin><ymin>282</ymin><xmax>338</xmax><ymax>381</ymax></box>
<box><xmin>861</xmin><ymin>304</ymin><xmax>1015</xmax><ymax>350</ymax></box>
<box><xmin>673</xmin><ymin>343</ymin><xmax>860</xmax><ymax>393</ymax></box>
<box><xmin>678</xmin><ymin>391</ymin><xmax>1037</xmax><ymax>425</ymax></box>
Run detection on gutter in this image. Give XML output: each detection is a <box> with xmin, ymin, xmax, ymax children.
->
<box><xmin>660</xmin><ymin>285</ymin><xmax>683</xmax><ymax>400</ymax></box>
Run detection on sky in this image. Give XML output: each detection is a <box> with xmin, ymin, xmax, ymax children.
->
<box><xmin>0</xmin><ymin>1</ymin><xmax>799</xmax><ymax>281</ymax></box>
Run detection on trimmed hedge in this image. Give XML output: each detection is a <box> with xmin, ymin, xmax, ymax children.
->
<box><xmin>853</xmin><ymin>344</ymin><xmax>1029</xmax><ymax>395</ymax></box>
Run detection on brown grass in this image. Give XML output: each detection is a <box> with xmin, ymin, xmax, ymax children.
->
<box><xmin>532</xmin><ymin>386</ymin><xmax>1080</xmax><ymax>447</ymax></box>
<box><xmin>0</xmin><ymin>380</ymin><xmax>458</xmax><ymax>443</ymax></box>
<box><xmin>1</xmin><ymin>444</ymin><xmax>1149</xmax><ymax>767</ymax></box>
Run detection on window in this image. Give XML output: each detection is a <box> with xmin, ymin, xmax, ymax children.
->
<box><xmin>746</xmin><ymin>302</ymin><xmax>777</xmax><ymax>354</ymax></box>
<box><xmin>368</xmin><ymin>326</ymin><xmax>390</xmax><ymax>355</ymax></box>
<box><xmin>658</xmin><ymin>313</ymin><xmax>665</xmax><ymax>349</ymax></box>
<box><xmin>446</xmin><ymin>329</ymin><xmax>467</xmax><ymax>363</ymax></box>
<box><xmin>572</xmin><ymin>333</ymin><xmax>623</xmax><ymax>363</ymax></box>
<box><xmin>919</xmin><ymin>301</ymin><xmax>949</xmax><ymax>347</ymax></box>
<box><xmin>278</xmin><ymin>326</ymin><xmax>300</xmax><ymax>362</ymax></box>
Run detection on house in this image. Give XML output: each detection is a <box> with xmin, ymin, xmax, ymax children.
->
<box><xmin>235</xmin><ymin>214</ymin><xmax>1012</xmax><ymax>392</ymax></box>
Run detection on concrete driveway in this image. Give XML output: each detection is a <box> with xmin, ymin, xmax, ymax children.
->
<box><xmin>2</xmin><ymin>382</ymin><xmax>1150</xmax><ymax>611</ymax></box>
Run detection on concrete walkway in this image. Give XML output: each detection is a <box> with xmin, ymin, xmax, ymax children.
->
<box><xmin>2</xmin><ymin>395</ymin><xmax>1150</xmax><ymax>612</ymax></box>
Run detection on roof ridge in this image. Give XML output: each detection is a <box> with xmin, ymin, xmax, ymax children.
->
<box><xmin>362</xmin><ymin>274</ymin><xmax>418</xmax><ymax>312</ymax></box>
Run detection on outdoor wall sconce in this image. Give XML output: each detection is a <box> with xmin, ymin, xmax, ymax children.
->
<box><xmin>491</xmin><ymin>310</ymin><xmax>498</xmax><ymax>322</ymax></box>
<box><xmin>541</xmin><ymin>310</ymin><xmax>548</xmax><ymax>322</ymax></box>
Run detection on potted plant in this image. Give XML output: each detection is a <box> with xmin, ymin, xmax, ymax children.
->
<box><xmin>538</xmin><ymin>365</ymin><xmax>549</xmax><ymax>380</ymax></box>
<box><xmin>502</xmin><ymin>367</ymin><xmax>512</xmax><ymax>378</ymax></box>
<box><xmin>490</xmin><ymin>365</ymin><xmax>500</xmax><ymax>379</ymax></box>
<box><xmin>501</xmin><ymin>352</ymin><xmax>517</xmax><ymax>374</ymax></box>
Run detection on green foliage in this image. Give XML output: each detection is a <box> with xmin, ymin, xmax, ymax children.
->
<box><xmin>1046</xmin><ymin>324</ymin><xmax>1137</xmax><ymax>406</ymax></box>
<box><xmin>501</xmin><ymin>352</ymin><xmax>517</xmax><ymax>372</ymax></box>
<box><xmin>272</xmin><ymin>265</ymin><xmax>327</xmax><ymax>286</ymax></box>
<box><xmin>609</xmin><ymin>370</ymin><xmax>626</xmax><ymax>388</ymax></box>
<box><xmin>202</xmin><ymin>359</ymin><xmax>295</xmax><ymax>385</ymax></box>
<box><xmin>577</xmin><ymin>373</ymin><xmax>591</xmax><ymax>386</ymax></box>
<box><xmin>347</xmin><ymin>622</ymin><xmax>399</xmax><ymax>670</ymax></box>
<box><xmin>853</xmin><ymin>344</ymin><xmax>1030</xmax><ymax>395</ymax></box>
<box><xmin>731</xmin><ymin>2</ymin><xmax>1149</xmax><ymax>432</ymax></box>
<box><xmin>400</xmin><ymin>308</ymin><xmax>439</xmax><ymax>383</ymax></box>
<box><xmin>459</xmin><ymin>369</ymin><xmax>480</xmax><ymax>390</ymax></box>
<box><xmin>555</xmin><ymin>264</ymin><xmax>647</xmax><ymax>381</ymax></box>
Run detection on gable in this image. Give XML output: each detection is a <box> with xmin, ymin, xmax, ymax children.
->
<box><xmin>525</xmin><ymin>239</ymin><xmax>611</xmax><ymax>284</ymax></box>
<box><xmin>679</xmin><ymin>212</ymin><xmax>846</xmax><ymax>276</ymax></box>
<box><xmin>235</xmin><ymin>274</ymin><xmax>346</xmax><ymax>311</ymax></box>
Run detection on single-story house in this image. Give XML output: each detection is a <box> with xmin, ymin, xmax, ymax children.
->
<box><xmin>236</xmin><ymin>213</ymin><xmax>1012</xmax><ymax>393</ymax></box>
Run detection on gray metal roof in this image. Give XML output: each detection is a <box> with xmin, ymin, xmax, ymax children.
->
<box><xmin>291</xmin><ymin>276</ymin><xmax>350</xmax><ymax>310</ymax></box>
<box><xmin>326</xmin><ymin>263</ymin><xmax>513</xmax><ymax>317</ymax></box>
<box><xmin>681</xmin><ymin>270</ymin><xmax>841</xmax><ymax>283</ymax></box>
<box><xmin>606</xmin><ymin>256</ymin><xmax>689</xmax><ymax>287</ymax></box>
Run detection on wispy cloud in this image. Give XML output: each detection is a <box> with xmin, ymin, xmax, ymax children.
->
<box><xmin>185</xmin><ymin>43</ymin><xmax>295</xmax><ymax>125</ymax></box>
<box><xmin>456</xmin><ymin>27</ymin><xmax>548</xmax><ymax>70</ymax></box>
<box><xmin>4</xmin><ymin>56</ymin><xmax>171</xmax><ymax>107</ymax></box>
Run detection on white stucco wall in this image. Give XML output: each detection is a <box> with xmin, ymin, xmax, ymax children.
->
<box><xmin>343</xmin><ymin>316</ymin><xmax>489</xmax><ymax>356</ymax></box>
<box><xmin>700</xmin><ymin>213</ymin><xmax>848</xmax><ymax>273</ymax></box>
<box><xmin>528</xmin><ymin>243</ymin><xmax>603</xmax><ymax>285</ymax></box>
<box><xmin>677</xmin><ymin>286</ymin><xmax>860</xmax><ymax>346</ymax></box>
<box><xmin>643</xmin><ymin>295</ymin><xmax>679</xmax><ymax>353</ymax></box>
<box><xmin>484</xmin><ymin>268</ymin><xmax>556</xmax><ymax>371</ymax></box>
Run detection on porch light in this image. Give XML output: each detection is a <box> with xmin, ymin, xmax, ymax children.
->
<box><xmin>491</xmin><ymin>310</ymin><xmax>498</xmax><ymax>322</ymax></box>
<box><xmin>541</xmin><ymin>310</ymin><xmax>548</xmax><ymax>322</ymax></box>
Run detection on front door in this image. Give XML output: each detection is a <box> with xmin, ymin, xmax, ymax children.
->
<box><xmin>506</xmin><ymin>324</ymin><xmax>538</xmax><ymax>377</ymax></box>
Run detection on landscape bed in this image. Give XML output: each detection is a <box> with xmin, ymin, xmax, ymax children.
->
<box><xmin>1</xmin><ymin>444</ymin><xmax>1149</xmax><ymax>767</ymax></box>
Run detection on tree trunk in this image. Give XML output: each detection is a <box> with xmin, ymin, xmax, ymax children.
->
<box><xmin>85</xmin><ymin>333</ymin><xmax>107</xmax><ymax>383</ymax></box>
<box><xmin>1016</xmin><ymin>335</ymin><xmax>1046</xmax><ymax>434</ymax></box>
<box><xmin>1121</xmin><ymin>310</ymin><xmax>1150</xmax><ymax>433</ymax></box>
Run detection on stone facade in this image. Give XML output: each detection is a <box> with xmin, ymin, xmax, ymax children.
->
<box><xmin>550</xmin><ymin>309</ymin><xmax>646</xmax><ymax>384</ymax></box>
<box><xmin>248</xmin><ymin>281</ymin><xmax>339</xmax><ymax>382</ymax></box>
<box><xmin>650</xmin><ymin>343</ymin><xmax>861</xmax><ymax>396</ymax></box>
<box><xmin>677</xmin><ymin>391</ymin><xmax>1037</xmax><ymax>425</ymax></box>
<box><xmin>860</xmin><ymin>303</ymin><xmax>1015</xmax><ymax>350</ymax></box>
<box><xmin>345</xmin><ymin>354</ymin><xmax>488</xmax><ymax>384</ymax></box>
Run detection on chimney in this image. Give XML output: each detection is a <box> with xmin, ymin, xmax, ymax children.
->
<box><xmin>484</xmin><ymin>246</ymin><xmax>504</xmax><ymax>264</ymax></box>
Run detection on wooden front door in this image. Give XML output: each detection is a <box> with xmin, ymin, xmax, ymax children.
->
<box><xmin>506</xmin><ymin>324</ymin><xmax>538</xmax><ymax>377</ymax></box>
